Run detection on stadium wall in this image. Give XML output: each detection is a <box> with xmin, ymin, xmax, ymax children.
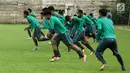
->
<box><xmin>0</xmin><ymin>0</ymin><xmax>117</xmax><ymax>24</ymax></box>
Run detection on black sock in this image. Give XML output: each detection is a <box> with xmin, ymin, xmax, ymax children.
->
<box><xmin>95</xmin><ymin>52</ymin><xmax>107</xmax><ymax>64</ymax></box>
<box><xmin>56</xmin><ymin>42</ymin><xmax>61</xmax><ymax>57</ymax></box>
<box><xmin>33</xmin><ymin>39</ymin><xmax>38</xmax><ymax>46</ymax></box>
<box><xmin>115</xmin><ymin>54</ymin><xmax>126</xmax><ymax>70</ymax></box>
<box><xmin>84</xmin><ymin>43</ymin><xmax>95</xmax><ymax>52</ymax></box>
<box><xmin>53</xmin><ymin>50</ymin><xmax>60</xmax><ymax>57</ymax></box>
<box><xmin>38</xmin><ymin>38</ymin><xmax>50</xmax><ymax>41</ymax></box>
<box><xmin>27</xmin><ymin>30</ymin><xmax>31</xmax><ymax>37</ymax></box>
<box><xmin>40</xmin><ymin>31</ymin><xmax>45</xmax><ymax>37</ymax></box>
<box><xmin>92</xmin><ymin>34</ymin><xmax>96</xmax><ymax>42</ymax></box>
<box><xmin>76</xmin><ymin>42</ymin><xmax>85</xmax><ymax>50</ymax></box>
<box><xmin>77</xmin><ymin>50</ymin><xmax>84</xmax><ymax>58</ymax></box>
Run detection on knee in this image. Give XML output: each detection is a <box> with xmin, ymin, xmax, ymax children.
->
<box><xmin>51</xmin><ymin>40</ymin><xmax>56</xmax><ymax>46</ymax></box>
<box><xmin>32</xmin><ymin>36</ymin><xmax>35</xmax><ymax>39</ymax></box>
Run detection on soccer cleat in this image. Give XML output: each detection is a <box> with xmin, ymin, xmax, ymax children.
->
<box><xmin>50</xmin><ymin>57</ymin><xmax>60</xmax><ymax>62</ymax></box>
<box><xmin>121</xmin><ymin>66</ymin><xmax>126</xmax><ymax>71</ymax></box>
<box><xmin>99</xmin><ymin>64</ymin><xmax>108</xmax><ymax>71</ymax></box>
<box><xmin>82</xmin><ymin>55</ymin><xmax>87</xmax><ymax>62</ymax></box>
<box><xmin>33</xmin><ymin>46</ymin><xmax>39</xmax><ymax>50</ymax></box>
<box><xmin>27</xmin><ymin>37</ymin><xmax>32</xmax><ymax>40</ymax></box>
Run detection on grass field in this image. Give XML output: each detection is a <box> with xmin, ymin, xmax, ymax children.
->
<box><xmin>0</xmin><ymin>24</ymin><xmax>129</xmax><ymax>73</ymax></box>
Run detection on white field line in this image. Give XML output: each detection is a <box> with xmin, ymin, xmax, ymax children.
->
<box><xmin>115</xmin><ymin>26</ymin><xmax>130</xmax><ymax>31</ymax></box>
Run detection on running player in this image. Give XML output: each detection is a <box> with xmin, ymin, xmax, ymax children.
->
<box><xmin>23</xmin><ymin>10</ymin><xmax>49</xmax><ymax>50</ymax></box>
<box><xmin>77</xmin><ymin>9</ymin><xmax>95</xmax><ymax>54</ymax></box>
<box><xmin>95</xmin><ymin>9</ymin><xmax>126</xmax><ymax>71</ymax></box>
<box><xmin>27</xmin><ymin>8</ymin><xmax>45</xmax><ymax>39</ymax></box>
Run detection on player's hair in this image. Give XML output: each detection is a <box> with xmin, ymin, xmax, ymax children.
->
<box><xmin>23</xmin><ymin>10</ymin><xmax>29</xmax><ymax>15</ymax></box>
<box><xmin>89</xmin><ymin>13</ymin><xmax>93</xmax><ymax>17</ymax></box>
<box><xmin>48</xmin><ymin>6</ymin><xmax>55</xmax><ymax>11</ymax></box>
<box><xmin>84</xmin><ymin>13</ymin><xmax>86</xmax><ymax>15</ymax></box>
<box><xmin>65</xmin><ymin>15</ymin><xmax>71</xmax><ymax>21</ymax></box>
<box><xmin>59</xmin><ymin>10</ymin><xmax>64</xmax><ymax>15</ymax></box>
<box><xmin>99</xmin><ymin>9</ymin><xmax>108</xmax><ymax>16</ymax></box>
<box><xmin>78</xmin><ymin>9</ymin><xmax>83</xmax><ymax>14</ymax></box>
<box><xmin>28</xmin><ymin>8</ymin><xmax>32</xmax><ymax>13</ymax></box>
<box><xmin>74</xmin><ymin>14</ymin><xmax>77</xmax><ymax>16</ymax></box>
<box><xmin>108</xmin><ymin>10</ymin><xmax>110</xmax><ymax>12</ymax></box>
<box><xmin>43</xmin><ymin>9</ymin><xmax>52</xmax><ymax>15</ymax></box>
<box><xmin>42</xmin><ymin>7</ymin><xmax>48</xmax><ymax>12</ymax></box>
<box><xmin>40</xmin><ymin>11</ymin><xmax>44</xmax><ymax>15</ymax></box>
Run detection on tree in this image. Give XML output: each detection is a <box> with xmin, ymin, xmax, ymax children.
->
<box><xmin>113</xmin><ymin>0</ymin><xmax>130</xmax><ymax>25</ymax></box>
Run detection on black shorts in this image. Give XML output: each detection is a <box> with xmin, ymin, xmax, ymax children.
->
<box><xmin>54</xmin><ymin>33</ymin><xmax>73</xmax><ymax>46</ymax></box>
<box><xmin>85</xmin><ymin>25</ymin><xmax>96</xmax><ymax>36</ymax></box>
<box><xmin>96</xmin><ymin>38</ymin><xmax>119</xmax><ymax>56</ymax></box>
<box><xmin>33</xmin><ymin>26</ymin><xmax>41</xmax><ymax>39</ymax></box>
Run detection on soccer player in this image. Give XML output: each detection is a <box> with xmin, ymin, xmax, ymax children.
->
<box><xmin>77</xmin><ymin>9</ymin><xmax>95</xmax><ymax>54</ymax></box>
<box><xmin>25</xmin><ymin>8</ymin><xmax>36</xmax><ymax>40</ymax></box>
<box><xmin>23</xmin><ymin>10</ymin><xmax>49</xmax><ymax>50</ymax></box>
<box><xmin>28</xmin><ymin>8</ymin><xmax>45</xmax><ymax>38</ymax></box>
<box><xmin>65</xmin><ymin>15</ymin><xmax>94</xmax><ymax>55</ymax></box>
<box><xmin>42</xmin><ymin>9</ymin><xmax>86</xmax><ymax>62</ymax></box>
<box><xmin>87</xmin><ymin>13</ymin><xmax>98</xmax><ymax>41</ymax></box>
<box><xmin>95</xmin><ymin>9</ymin><xmax>126</xmax><ymax>71</ymax></box>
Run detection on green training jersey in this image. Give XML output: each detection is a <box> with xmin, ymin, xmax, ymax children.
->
<box><xmin>29</xmin><ymin>13</ymin><xmax>36</xmax><ymax>17</ymax></box>
<box><xmin>96</xmin><ymin>17</ymin><xmax>116</xmax><ymax>41</ymax></box>
<box><xmin>88</xmin><ymin>16</ymin><xmax>98</xmax><ymax>25</ymax></box>
<box><xmin>27</xmin><ymin>14</ymin><xmax>40</xmax><ymax>29</ymax></box>
<box><xmin>65</xmin><ymin>21</ymin><xmax>73</xmax><ymax>30</ymax></box>
<box><xmin>53</xmin><ymin>12</ymin><xmax>65</xmax><ymax>23</ymax></box>
<box><xmin>42</xmin><ymin>16</ymin><xmax>67</xmax><ymax>34</ymax></box>
<box><xmin>72</xmin><ymin>16</ymin><xmax>84</xmax><ymax>32</ymax></box>
<box><xmin>69</xmin><ymin>16</ymin><xmax>84</xmax><ymax>37</ymax></box>
<box><xmin>81</xmin><ymin>15</ymin><xmax>94</xmax><ymax>26</ymax></box>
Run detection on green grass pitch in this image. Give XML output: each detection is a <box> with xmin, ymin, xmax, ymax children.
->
<box><xmin>0</xmin><ymin>24</ymin><xmax>129</xmax><ymax>73</ymax></box>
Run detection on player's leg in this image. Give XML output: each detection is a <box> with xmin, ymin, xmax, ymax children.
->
<box><xmin>95</xmin><ymin>39</ymin><xmax>109</xmax><ymax>71</ymax></box>
<box><xmin>40</xmin><ymin>30</ymin><xmax>45</xmax><ymax>37</ymax></box>
<box><xmin>81</xmin><ymin>31</ymin><xmax>95</xmax><ymax>54</ymax></box>
<box><xmin>73</xmin><ymin>31</ymin><xmax>85</xmax><ymax>51</ymax></box>
<box><xmin>91</xmin><ymin>24</ymin><xmax>96</xmax><ymax>42</ymax></box>
<box><xmin>27</xmin><ymin>29</ymin><xmax>32</xmax><ymax>39</ymax></box>
<box><xmin>109</xmin><ymin>39</ymin><xmax>126</xmax><ymax>71</ymax></box>
<box><xmin>50</xmin><ymin>33</ymin><xmax>61</xmax><ymax>62</ymax></box>
<box><xmin>47</xmin><ymin>30</ymin><xmax>61</xmax><ymax>57</ymax></box>
<box><xmin>32</xmin><ymin>29</ymin><xmax>39</xmax><ymax>50</ymax></box>
<box><xmin>61</xmin><ymin>33</ymin><xmax>86</xmax><ymax>62</ymax></box>
<box><xmin>75</xmin><ymin>42</ymin><xmax>85</xmax><ymax>51</ymax></box>
<box><xmin>35</xmin><ymin>26</ymin><xmax>49</xmax><ymax>41</ymax></box>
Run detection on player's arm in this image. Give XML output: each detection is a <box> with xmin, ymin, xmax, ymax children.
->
<box><xmin>96</xmin><ymin>19</ymin><xmax>102</xmax><ymax>42</ymax></box>
<box><xmin>85</xmin><ymin>16</ymin><xmax>93</xmax><ymax>25</ymax></box>
<box><xmin>72</xmin><ymin>17</ymin><xmax>83</xmax><ymax>31</ymax></box>
<box><xmin>24</xmin><ymin>17</ymin><xmax>33</xmax><ymax>30</ymax></box>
